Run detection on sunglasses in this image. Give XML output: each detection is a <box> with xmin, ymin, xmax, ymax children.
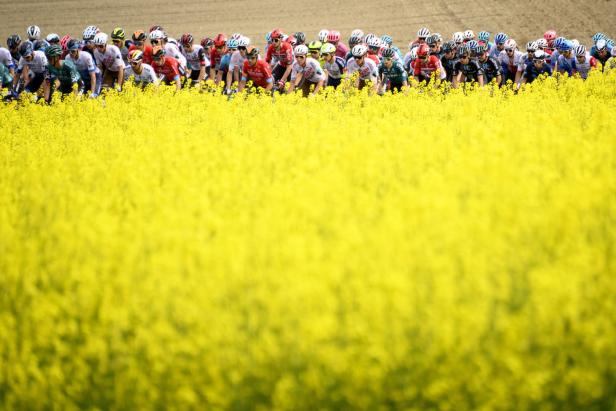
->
<box><xmin>151</xmin><ymin>40</ymin><xmax>160</xmax><ymax>45</ymax></box>
<box><xmin>112</xmin><ymin>39</ymin><xmax>122</xmax><ymax>43</ymax></box>
<box><xmin>238</xmin><ymin>46</ymin><xmax>246</xmax><ymax>51</ymax></box>
<box><xmin>216</xmin><ymin>45</ymin><xmax>224</xmax><ymax>49</ymax></box>
<box><xmin>419</xmin><ymin>55</ymin><xmax>428</xmax><ymax>59</ymax></box>
<box><xmin>506</xmin><ymin>49</ymin><xmax>514</xmax><ymax>52</ymax></box>
<box><xmin>134</xmin><ymin>41</ymin><xmax>143</xmax><ymax>46</ymax></box>
<box><xmin>273</xmin><ymin>38</ymin><xmax>280</xmax><ymax>43</ymax></box>
<box><xmin>429</xmin><ymin>45</ymin><xmax>437</xmax><ymax>48</ymax></box>
<box><xmin>130</xmin><ymin>61</ymin><xmax>141</xmax><ymax>65</ymax></box>
<box><xmin>296</xmin><ymin>55</ymin><xmax>305</xmax><ymax>59</ymax></box>
<box><xmin>321</xmin><ymin>53</ymin><xmax>330</xmax><ymax>57</ymax></box>
<box><xmin>384</xmin><ymin>57</ymin><xmax>392</xmax><ymax>61</ymax></box>
<box><xmin>460</xmin><ymin>55</ymin><xmax>469</xmax><ymax>59</ymax></box>
<box><xmin>96</xmin><ymin>45</ymin><xmax>105</xmax><ymax>49</ymax></box>
<box><xmin>248</xmin><ymin>56</ymin><xmax>257</xmax><ymax>60</ymax></box>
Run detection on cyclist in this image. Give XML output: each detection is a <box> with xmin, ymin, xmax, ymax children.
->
<box><xmin>59</xmin><ymin>35</ymin><xmax>71</xmax><ymax>58</ymax></box>
<box><xmin>549</xmin><ymin>37</ymin><xmax>566</xmax><ymax>69</ymax></box>
<box><xmin>366</xmin><ymin>37</ymin><xmax>381</xmax><ymax>65</ymax></box>
<box><xmin>346</xmin><ymin>35</ymin><xmax>363</xmax><ymax>61</ymax></box>
<box><xmin>42</xmin><ymin>44</ymin><xmax>82</xmax><ymax>102</ymax></box>
<box><xmin>180</xmin><ymin>33</ymin><xmax>206</xmax><ymax>86</ymax></box>
<box><xmin>7</xmin><ymin>35</ymin><xmax>22</xmax><ymax>65</ymax></box>
<box><xmin>307</xmin><ymin>41</ymin><xmax>323</xmax><ymax>64</ymax></box>
<box><xmin>490</xmin><ymin>32</ymin><xmax>508</xmax><ymax>60</ymax></box>
<box><xmin>604</xmin><ymin>46</ymin><xmax>616</xmax><ymax>72</ymax></box>
<box><xmin>412</xmin><ymin>44</ymin><xmax>445</xmax><ymax>83</ymax></box>
<box><xmin>318</xmin><ymin>29</ymin><xmax>330</xmax><ymax>44</ymax></box>
<box><xmin>476</xmin><ymin>45</ymin><xmax>502</xmax><ymax>85</ymax></box>
<box><xmin>452</xmin><ymin>46</ymin><xmax>484</xmax><ymax>88</ymax></box>
<box><xmin>452</xmin><ymin>32</ymin><xmax>464</xmax><ymax>47</ymax></box>
<box><xmin>403</xmin><ymin>46</ymin><xmax>418</xmax><ymax>74</ymax></box>
<box><xmin>573</xmin><ymin>45</ymin><xmax>597</xmax><ymax>79</ymax></box>
<box><xmin>517</xmin><ymin>41</ymin><xmax>538</xmax><ymax>82</ymax></box>
<box><xmin>440</xmin><ymin>41</ymin><xmax>457</xmax><ymax>82</ymax></box>
<box><xmin>520</xmin><ymin>50</ymin><xmax>552</xmax><ymax>85</ymax></box>
<box><xmin>265</xmin><ymin>29</ymin><xmax>294</xmax><ymax>89</ymax></box>
<box><xmin>327</xmin><ymin>31</ymin><xmax>349</xmax><ymax>59</ymax></box>
<box><xmin>294</xmin><ymin>32</ymin><xmax>306</xmax><ymax>46</ymax></box>
<box><xmin>321</xmin><ymin>43</ymin><xmax>346</xmax><ymax>88</ymax></box>
<box><xmin>151</xmin><ymin>45</ymin><xmax>181</xmax><ymax>91</ymax></box>
<box><xmin>93</xmin><ymin>32</ymin><xmax>125</xmax><ymax>90</ymax></box>
<box><xmin>14</xmin><ymin>42</ymin><xmax>47</xmax><ymax>95</ymax></box>
<box><xmin>124</xmin><ymin>49</ymin><xmax>158</xmax><ymax>88</ymax></box>
<box><xmin>82</xmin><ymin>26</ymin><xmax>100</xmax><ymax>58</ymax></box>
<box><xmin>218</xmin><ymin>38</ymin><xmax>238</xmax><ymax>87</ymax></box>
<box><xmin>463</xmin><ymin>30</ymin><xmax>475</xmax><ymax>43</ymax></box>
<box><xmin>46</xmin><ymin>33</ymin><xmax>60</xmax><ymax>46</ymax></box>
<box><xmin>346</xmin><ymin>44</ymin><xmax>378</xmax><ymax>91</ymax></box>
<box><xmin>0</xmin><ymin>42</ymin><xmax>16</xmax><ymax>79</ymax></box>
<box><xmin>378</xmin><ymin>48</ymin><xmax>408</xmax><ymax>93</ymax></box>
<box><xmin>427</xmin><ymin>34</ymin><xmax>443</xmax><ymax>58</ymax></box>
<box><xmin>65</xmin><ymin>38</ymin><xmax>101</xmax><ymax>97</ymax></box>
<box><xmin>288</xmin><ymin>45</ymin><xmax>325</xmax><ymax>96</ymax></box>
<box><xmin>227</xmin><ymin>36</ymin><xmax>249</xmax><ymax>90</ymax></box>
<box><xmin>478</xmin><ymin>31</ymin><xmax>493</xmax><ymax>49</ymax></box>
<box><xmin>209</xmin><ymin>33</ymin><xmax>227</xmax><ymax>83</ymax></box>
<box><xmin>129</xmin><ymin>30</ymin><xmax>153</xmax><ymax>65</ymax></box>
<box><xmin>238</xmin><ymin>46</ymin><xmax>273</xmax><ymax>92</ymax></box>
<box><xmin>543</xmin><ymin>30</ymin><xmax>557</xmax><ymax>54</ymax></box>
<box><xmin>26</xmin><ymin>25</ymin><xmax>41</xmax><ymax>42</ymax></box>
<box><xmin>411</xmin><ymin>27</ymin><xmax>430</xmax><ymax>48</ymax></box>
<box><xmin>111</xmin><ymin>28</ymin><xmax>129</xmax><ymax>65</ymax></box>
<box><xmin>590</xmin><ymin>39</ymin><xmax>611</xmax><ymax>69</ymax></box>
<box><xmin>554</xmin><ymin>40</ymin><xmax>576</xmax><ymax>76</ymax></box>
<box><xmin>0</xmin><ymin>59</ymin><xmax>12</xmax><ymax>94</ymax></box>
<box><xmin>498</xmin><ymin>38</ymin><xmax>523</xmax><ymax>84</ymax></box>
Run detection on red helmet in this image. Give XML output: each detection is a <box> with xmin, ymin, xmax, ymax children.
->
<box><xmin>286</xmin><ymin>35</ymin><xmax>297</xmax><ymax>46</ymax></box>
<box><xmin>180</xmin><ymin>33</ymin><xmax>193</xmax><ymax>46</ymax></box>
<box><xmin>60</xmin><ymin>35</ymin><xmax>71</xmax><ymax>51</ymax></box>
<box><xmin>417</xmin><ymin>44</ymin><xmax>429</xmax><ymax>57</ymax></box>
<box><xmin>327</xmin><ymin>31</ymin><xmax>341</xmax><ymax>43</ymax></box>
<box><xmin>213</xmin><ymin>33</ymin><xmax>227</xmax><ymax>47</ymax></box>
<box><xmin>543</xmin><ymin>30</ymin><xmax>557</xmax><ymax>41</ymax></box>
<box><xmin>270</xmin><ymin>29</ymin><xmax>283</xmax><ymax>40</ymax></box>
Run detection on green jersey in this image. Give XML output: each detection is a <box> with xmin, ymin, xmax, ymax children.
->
<box><xmin>45</xmin><ymin>60</ymin><xmax>81</xmax><ymax>89</ymax></box>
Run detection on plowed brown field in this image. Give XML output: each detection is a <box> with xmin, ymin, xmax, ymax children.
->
<box><xmin>1</xmin><ymin>0</ymin><xmax>614</xmax><ymax>50</ymax></box>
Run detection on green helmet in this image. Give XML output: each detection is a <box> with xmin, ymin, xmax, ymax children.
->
<box><xmin>320</xmin><ymin>43</ymin><xmax>336</xmax><ymax>54</ymax></box>
<box><xmin>308</xmin><ymin>40</ymin><xmax>322</xmax><ymax>52</ymax></box>
<box><xmin>45</xmin><ymin>44</ymin><xmax>63</xmax><ymax>57</ymax></box>
<box><xmin>111</xmin><ymin>27</ymin><xmax>125</xmax><ymax>40</ymax></box>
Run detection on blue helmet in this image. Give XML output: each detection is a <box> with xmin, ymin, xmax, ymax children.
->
<box><xmin>553</xmin><ymin>37</ymin><xmax>566</xmax><ymax>50</ymax></box>
<box><xmin>67</xmin><ymin>38</ymin><xmax>81</xmax><ymax>50</ymax></box>
<box><xmin>380</xmin><ymin>34</ymin><xmax>393</xmax><ymax>46</ymax></box>
<box><xmin>265</xmin><ymin>32</ymin><xmax>272</xmax><ymax>43</ymax></box>
<box><xmin>606</xmin><ymin>39</ymin><xmax>615</xmax><ymax>49</ymax></box>
<box><xmin>592</xmin><ymin>32</ymin><xmax>607</xmax><ymax>43</ymax></box>
<box><xmin>227</xmin><ymin>38</ymin><xmax>239</xmax><ymax>48</ymax></box>
<box><xmin>467</xmin><ymin>40</ymin><xmax>479</xmax><ymax>51</ymax></box>
<box><xmin>559</xmin><ymin>40</ymin><xmax>573</xmax><ymax>52</ymax></box>
<box><xmin>478</xmin><ymin>31</ymin><xmax>490</xmax><ymax>42</ymax></box>
<box><xmin>494</xmin><ymin>32</ymin><xmax>508</xmax><ymax>44</ymax></box>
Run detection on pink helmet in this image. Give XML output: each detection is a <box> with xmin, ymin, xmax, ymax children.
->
<box><xmin>327</xmin><ymin>30</ymin><xmax>341</xmax><ymax>43</ymax></box>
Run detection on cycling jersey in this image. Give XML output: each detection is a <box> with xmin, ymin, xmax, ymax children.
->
<box><xmin>366</xmin><ymin>53</ymin><xmax>380</xmax><ymax>66</ymax></box>
<box><xmin>219</xmin><ymin>53</ymin><xmax>232</xmax><ymax>73</ymax></box>
<box><xmin>152</xmin><ymin>56</ymin><xmax>181</xmax><ymax>82</ymax></box>
<box><xmin>128</xmin><ymin>44</ymin><xmax>153</xmax><ymax>65</ymax></box>
<box><xmin>266</xmin><ymin>42</ymin><xmax>294</xmax><ymax>68</ymax></box>
<box><xmin>556</xmin><ymin>54</ymin><xmax>576</xmax><ymax>76</ymax></box>
<box><xmin>549</xmin><ymin>50</ymin><xmax>560</xmax><ymax>69</ymax></box>
<box><xmin>0</xmin><ymin>47</ymin><xmax>15</xmax><ymax>69</ymax></box>
<box><xmin>181</xmin><ymin>45</ymin><xmax>206</xmax><ymax>71</ymax></box>
<box><xmin>125</xmin><ymin>63</ymin><xmax>158</xmax><ymax>86</ymax></box>
<box><xmin>590</xmin><ymin>47</ymin><xmax>611</xmax><ymax>67</ymax></box>
<box><xmin>165</xmin><ymin>43</ymin><xmax>187</xmax><ymax>69</ymax></box>
<box><xmin>229</xmin><ymin>50</ymin><xmax>246</xmax><ymax>72</ymax></box>
<box><xmin>440</xmin><ymin>56</ymin><xmax>457</xmax><ymax>82</ymax></box>
<box><xmin>335</xmin><ymin>42</ymin><xmax>349</xmax><ymax>59</ymax></box>
<box><xmin>65</xmin><ymin>51</ymin><xmax>99</xmax><ymax>77</ymax></box>
<box><xmin>477</xmin><ymin>56</ymin><xmax>502</xmax><ymax>84</ymax></box>
<box><xmin>45</xmin><ymin>60</ymin><xmax>81</xmax><ymax>90</ymax></box>
<box><xmin>378</xmin><ymin>60</ymin><xmax>408</xmax><ymax>85</ymax></box>
<box><xmin>0</xmin><ymin>63</ymin><xmax>12</xmax><ymax>86</ymax></box>
<box><xmin>412</xmin><ymin>55</ymin><xmax>445</xmax><ymax>81</ymax></box>
<box><xmin>94</xmin><ymin>45</ymin><xmax>125</xmax><ymax>72</ymax></box>
<box><xmin>517</xmin><ymin>53</ymin><xmax>533</xmax><ymax>73</ymax></box>
<box><xmin>324</xmin><ymin>56</ymin><xmax>346</xmax><ymax>79</ymax></box>
<box><xmin>489</xmin><ymin>44</ymin><xmax>503</xmax><ymax>60</ymax></box>
<box><xmin>454</xmin><ymin>60</ymin><xmax>483</xmax><ymax>83</ymax></box>
<box><xmin>523</xmin><ymin>62</ymin><xmax>552</xmax><ymax>83</ymax></box>
<box><xmin>17</xmin><ymin>50</ymin><xmax>48</xmax><ymax>74</ymax></box>
<box><xmin>291</xmin><ymin>57</ymin><xmax>325</xmax><ymax>83</ymax></box>
<box><xmin>498</xmin><ymin>49</ymin><xmax>524</xmax><ymax>81</ymax></box>
<box><xmin>574</xmin><ymin>53</ymin><xmax>597</xmax><ymax>79</ymax></box>
<box><xmin>118</xmin><ymin>46</ymin><xmax>129</xmax><ymax>65</ymax></box>
<box><xmin>241</xmin><ymin>59</ymin><xmax>273</xmax><ymax>88</ymax></box>
<box><xmin>346</xmin><ymin>57</ymin><xmax>378</xmax><ymax>81</ymax></box>
<box><xmin>209</xmin><ymin>48</ymin><xmax>225</xmax><ymax>70</ymax></box>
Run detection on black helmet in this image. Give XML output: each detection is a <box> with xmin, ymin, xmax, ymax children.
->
<box><xmin>7</xmin><ymin>34</ymin><xmax>21</xmax><ymax>49</ymax></box>
<box><xmin>19</xmin><ymin>41</ymin><xmax>33</xmax><ymax>57</ymax></box>
<box><xmin>381</xmin><ymin>48</ymin><xmax>396</xmax><ymax>59</ymax></box>
<box><xmin>294</xmin><ymin>32</ymin><xmax>306</xmax><ymax>44</ymax></box>
<box><xmin>442</xmin><ymin>41</ymin><xmax>455</xmax><ymax>52</ymax></box>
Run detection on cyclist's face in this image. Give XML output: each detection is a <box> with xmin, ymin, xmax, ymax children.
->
<box><xmin>322</xmin><ymin>52</ymin><xmax>332</xmax><ymax>62</ymax></box>
<box><xmin>384</xmin><ymin>57</ymin><xmax>393</xmax><ymax>68</ymax></box>
<box><xmin>533</xmin><ymin>59</ymin><xmax>543</xmax><ymax>68</ymax></box>
<box><xmin>497</xmin><ymin>43</ymin><xmax>505</xmax><ymax>50</ymax></box>
<box><xmin>133</xmin><ymin>41</ymin><xmax>144</xmax><ymax>50</ymax></box>
<box><xmin>248</xmin><ymin>56</ymin><xmax>258</xmax><ymax>66</ymax></box>
<box><xmin>296</xmin><ymin>55</ymin><xmax>306</xmax><ymax>65</ymax></box>
<box><xmin>112</xmin><ymin>39</ymin><xmax>123</xmax><ymax>47</ymax></box>
<box><xmin>310</xmin><ymin>51</ymin><xmax>319</xmax><ymax>59</ymax></box>
<box><xmin>238</xmin><ymin>46</ymin><xmax>246</xmax><ymax>56</ymax></box>
<box><xmin>576</xmin><ymin>55</ymin><xmax>585</xmax><ymax>63</ymax></box>
<box><xmin>24</xmin><ymin>54</ymin><xmax>33</xmax><ymax>61</ymax></box>
<box><xmin>69</xmin><ymin>49</ymin><xmax>79</xmax><ymax>57</ymax></box>
<box><xmin>354</xmin><ymin>55</ymin><xmax>364</xmax><ymax>64</ymax></box>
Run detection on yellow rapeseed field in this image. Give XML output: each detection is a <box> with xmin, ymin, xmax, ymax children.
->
<box><xmin>1</xmin><ymin>72</ymin><xmax>616</xmax><ymax>410</ymax></box>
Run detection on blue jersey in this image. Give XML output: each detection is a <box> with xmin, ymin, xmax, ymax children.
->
<box><xmin>219</xmin><ymin>53</ymin><xmax>232</xmax><ymax>72</ymax></box>
<box><xmin>549</xmin><ymin>50</ymin><xmax>560</xmax><ymax>68</ymax></box>
<box><xmin>523</xmin><ymin>62</ymin><xmax>552</xmax><ymax>83</ymax></box>
<box><xmin>557</xmin><ymin>54</ymin><xmax>576</xmax><ymax>76</ymax></box>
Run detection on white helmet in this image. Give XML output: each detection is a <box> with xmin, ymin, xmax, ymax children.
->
<box><xmin>453</xmin><ymin>32</ymin><xmax>464</xmax><ymax>43</ymax></box>
<box><xmin>46</xmin><ymin>33</ymin><xmax>60</xmax><ymax>43</ymax></box>
<box><xmin>463</xmin><ymin>30</ymin><xmax>475</xmax><ymax>40</ymax></box>
<box><xmin>536</xmin><ymin>38</ymin><xmax>548</xmax><ymax>49</ymax></box>
<box><xmin>533</xmin><ymin>50</ymin><xmax>546</xmax><ymax>60</ymax></box>
<box><xmin>93</xmin><ymin>32</ymin><xmax>108</xmax><ymax>46</ymax></box>
<box><xmin>366</xmin><ymin>36</ymin><xmax>381</xmax><ymax>48</ymax></box>
<box><xmin>231</xmin><ymin>33</ymin><xmax>242</xmax><ymax>40</ymax></box>
<box><xmin>351</xmin><ymin>44</ymin><xmax>368</xmax><ymax>57</ymax></box>
<box><xmin>294</xmin><ymin>44</ymin><xmax>308</xmax><ymax>56</ymax></box>
<box><xmin>574</xmin><ymin>44</ymin><xmax>586</xmax><ymax>56</ymax></box>
<box><xmin>318</xmin><ymin>29</ymin><xmax>330</xmax><ymax>42</ymax></box>
<box><xmin>150</xmin><ymin>30</ymin><xmax>165</xmax><ymax>41</ymax></box>
<box><xmin>364</xmin><ymin>33</ymin><xmax>376</xmax><ymax>44</ymax></box>
<box><xmin>237</xmin><ymin>36</ymin><xmax>250</xmax><ymax>47</ymax></box>
<box><xmin>417</xmin><ymin>27</ymin><xmax>430</xmax><ymax>38</ymax></box>
<box><xmin>26</xmin><ymin>25</ymin><xmax>41</xmax><ymax>40</ymax></box>
<box><xmin>504</xmin><ymin>38</ymin><xmax>517</xmax><ymax>50</ymax></box>
<box><xmin>83</xmin><ymin>25</ymin><xmax>99</xmax><ymax>41</ymax></box>
<box><xmin>351</xmin><ymin>29</ymin><xmax>364</xmax><ymax>38</ymax></box>
<box><xmin>526</xmin><ymin>41</ymin><xmax>538</xmax><ymax>51</ymax></box>
<box><xmin>570</xmin><ymin>39</ymin><xmax>580</xmax><ymax>48</ymax></box>
<box><xmin>409</xmin><ymin>47</ymin><xmax>418</xmax><ymax>60</ymax></box>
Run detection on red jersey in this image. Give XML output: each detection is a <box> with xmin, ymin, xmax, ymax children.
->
<box><xmin>210</xmin><ymin>48</ymin><xmax>225</xmax><ymax>70</ymax></box>
<box><xmin>413</xmin><ymin>55</ymin><xmax>442</xmax><ymax>79</ymax></box>
<box><xmin>129</xmin><ymin>44</ymin><xmax>153</xmax><ymax>65</ymax></box>
<box><xmin>242</xmin><ymin>59</ymin><xmax>273</xmax><ymax>88</ymax></box>
<box><xmin>265</xmin><ymin>42</ymin><xmax>294</xmax><ymax>67</ymax></box>
<box><xmin>366</xmin><ymin>53</ymin><xmax>380</xmax><ymax>65</ymax></box>
<box><xmin>152</xmin><ymin>56</ymin><xmax>181</xmax><ymax>81</ymax></box>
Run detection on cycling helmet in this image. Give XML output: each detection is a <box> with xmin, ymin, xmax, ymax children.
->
<box><xmin>308</xmin><ymin>40</ymin><xmax>322</xmax><ymax>53</ymax></box>
<box><xmin>320</xmin><ymin>43</ymin><xmax>336</xmax><ymax>54</ymax></box>
<box><xmin>149</xmin><ymin>25</ymin><xmax>164</xmax><ymax>33</ymax></box>
<box><xmin>442</xmin><ymin>41</ymin><xmax>455</xmax><ymax>52</ymax></box>
<box><xmin>26</xmin><ymin>25</ymin><xmax>41</xmax><ymax>40</ymax></box>
<box><xmin>574</xmin><ymin>45</ymin><xmax>586</xmax><ymax>56</ymax></box>
<box><xmin>559</xmin><ymin>40</ymin><xmax>573</xmax><ymax>52</ymax></box>
<box><xmin>364</xmin><ymin>33</ymin><xmax>376</xmax><ymax>44</ymax></box>
<box><xmin>475</xmin><ymin>44</ymin><xmax>488</xmax><ymax>55</ymax></box>
<box><xmin>237</xmin><ymin>36</ymin><xmax>250</xmax><ymax>47</ymax></box>
<box><xmin>417</xmin><ymin>27</ymin><xmax>430</xmax><ymax>38</ymax></box>
<box><xmin>351</xmin><ymin>29</ymin><xmax>364</xmax><ymax>38</ymax></box>
<box><xmin>318</xmin><ymin>29</ymin><xmax>330</xmax><ymax>42</ymax></box>
<box><xmin>463</xmin><ymin>30</ymin><xmax>475</xmax><ymax>40</ymax></box>
<box><xmin>7</xmin><ymin>34</ymin><xmax>21</xmax><ymax>49</ymax></box>
<box><xmin>201</xmin><ymin>37</ymin><xmax>214</xmax><ymax>48</ymax></box>
<box><xmin>246</xmin><ymin>46</ymin><xmax>259</xmax><ymax>58</ymax></box>
<box><xmin>83</xmin><ymin>26</ymin><xmax>99</xmax><ymax>41</ymax></box>
<box><xmin>458</xmin><ymin>47</ymin><xmax>469</xmax><ymax>58</ymax></box>
<box><xmin>409</xmin><ymin>47</ymin><xmax>418</xmax><ymax>60</ymax></box>
<box><xmin>349</xmin><ymin>35</ymin><xmax>362</xmax><ymax>47</ymax></box>
<box><xmin>478</xmin><ymin>31</ymin><xmax>490</xmax><ymax>42</ymax></box>
<box><xmin>570</xmin><ymin>39</ymin><xmax>580</xmax><ymax>48</ymax></box>
<box><xmin>467</xmin><ymin>40</ymin><xmax>479</xmax><ymax>51</ymax></box>
<box><xmin>60</xmin><ymin>35</ymin><xmax>71</xmax><ymax>50</ymax></box>
<box><xmin>46</xmin><ymin>33</ymin><xmax>60</xmax><ymax>44</ymax></box>
<box><xmin>270</xmin><ymin>29</ymin><xmax>283</xmax><ymax>40</ymax></box>
<box><xmin>553</xmin><ymin>37</ymin><xmax>565</xmax><ymax>50</ymax></box>
<box><xmin>453</xmin><ymin>32</ymin><xmax>464</xmax><ymax>44</ymax></box>
<box><xmin>32</xmin><ymin>39</ymin><xmax>47</xmax><ymax>51</ymax></box>
<box><xmin>265</xmin><ymin>32</ymin><xmax>272</xmax><ymax>43</ymax></box>
<box><xmin>132</xmin><ymin>30</ymin><xmax>147</xmax><ymax>42</ymax></box>
<box><xmin>526</xmin><ymin>41</ymin><xmax>538</xmax><ymax>52</ymax></box>
<box><xmin>380</xmin><ymin>35</ymin><xmax>393</xmax><ymax>45</ymax></box>
<box><xmin>417</xmin><ymin>44</ymin><xmax>429</xmax><ymax>57</ymax></box>
<box><xmin>93</xmin><ymin>33</ymin><xmax>108</xmax><ymax>46</ymax></box>
<box><xmin>351</xmin><ymin>44</ymin><xmax>368</xmax><ymax>57</ymax></box>
<box><xmin>426</xmin><ymin>35</ymin><xmax>439</xmax><ymax>46</ymax></box>
<box><xmin>231</xmin><ymin>33</ymin><xmax>242</xmax><ymax>40</ymax></box>
<box><xmin>504</xmin><ymin>38</ymin><xmax>517</xmax><ymax>50</ymax></box>
<box><xmin>128</xmin><ymin>49</ymin><xmax>143</xmax><ymax>62</ymax></box>
<box><xmin>381</xmin><ymin>48</ymin><xmax>396</xmax><ymax>59</ymax></box>
<box><xmin>536</xmin><ymin>38</ymin><xmax>548</xmax><ymax>49</ymax></box>
<box><xmin>595</xmin><ymin>39</ymin><xmax>607</xmax><ymax>51</ymax></box>
<box><xmin>533</xmin><ymin>50</ymin><xmax>546</xmax><ymax>60</ymax></box>
<box><xmin>294</xmin><ymin>44</ymin><xmax>308</xmax><ymax>56</ymax></box>
<box><xmin>543</xmin><ymin>30</ymin><xmax>557</xmax><ymax>41</ymax></box>
<box><xmin>214</xmin><ymin>33</ymin><xmax>227</xmax><ymax>47</ymax></box>
<box><xmin>67</xmin><ymin>38</ymin><xmax>80</xmax><ymax>51</ymax></box>
<box><xmin>45</xmin><ymin>44</ymin><xmax>62</xmax><ymax>57</ymax></box>
<box><xmin>432</xmin><ymin>33</ymin><xmax>443</xmax><ymax>42</ymax></box>
<box><xmin>152</xmin><ymin>45</ymin><xmax>165</xmax><ymax>59</ymax></box>
<box><xmin>607</xmin><ymin>39</ymin><xmax>615</xmax><ymax>49</ymax></box>
<box><xmin>286</xmin><ymin>34</ymin><xmax>296</xmax><ymax>46</ymax></box>
<box><xmin>592</xmin><ymin>32</ymin><xmax>606</xmax><ymax>43</ymax></box>
<box><xmin>327</xmin><ymin>31</ymin><xmax>341</xmax><ymax>43</ymax></box>
<box><xmin>294</xmin><ymin>32</ymin><xmax>306</xmax><ymax>44</ymax></box>
<box><xmin>366</xmin><ymin>36</ymin><xmax>381</xmax><ymax>48</ymax></box>
<box><xmin>227</xmin><ymin>38</ymin><xmax>239</xmax><ymax>49</ymax></box>
<box><xmin>111</xmin><ymin>27</ymin><xmax>125</xmax><ymax>40</ymax></box>
<box><xmin>180</xmin><ymin>33</ymin><xmax>193</xmax><ymax>45</ymax></box>
<box><xmin>19</xmin><ymin>42</ymin><xmax>34</xmax><ymax>57</ymax></box>
<box><xmin>150</xmin><ymin>30</ymin><xmax>165</xmax><ymax>41</ymax></box>
<box><xmin>494</xmin><ymin>32</ymin><xmax>508</xmax><ymax>45</ymax></box>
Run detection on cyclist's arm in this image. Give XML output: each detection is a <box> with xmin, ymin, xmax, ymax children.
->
<box><xmin>288</xmin><ymin>72</ymin><xmax>302</xmax><ymax>93</ymax></box>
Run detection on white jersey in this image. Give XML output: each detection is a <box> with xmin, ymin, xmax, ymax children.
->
<box><xmin>489</xmin><ymin>44</ymin><xmax>503</xmax><ymax>60</ymax></box>
<box><xmin>291</xmin><ymin>57</ymin><xmax>325</xmax><ymax>83</ymax></box>
<box><xmin>17</xmin><ymin>50</ymin><xmax>48</xmax><ymax>74</ymax></box>
<box><xmin>575</xmin><ymin>53</ymin><xmax>594</xmax><ymax>79</ymax></box>
<box><xmin>182</xmin><ymin>44</ymin><xmax>206</xmax><ymax>71</ymax></box>
<box><xmin>65</xmin><ymin>50</ymin><xmax>99</xmax><ymax>76</ymax></box>
<box><xmin>229</xmin><ymin>50</ymin><xmax>247</xmax><ymax>71</ymax></box>
<box><xmin>346</xmin><ymin>57</ymin><xmax>378</xmax><ymax>81</ymax></box>
<box><xmin>165</xmin><ymin>43</ymin><xmax>186</xmax><ymax>69</ymax></box>
<box><xmin>498</xmin><ymin>49</ymin><xmax>525</xmax><ymax>72</ymax></box>
<box><xmin>323</xmin><ymin>56</ymin><xmax>346</xmax><ymax>79</ymax></box>
<box><xmin>94</xmin><ymin>45</ymin><xmax>125</xmax><ymax>72</ymax></box>
<box><xmin>0</xmin><ymin>47</ymin><xmax>15</xmax><ymax>68</ymax></box>
<box><xmin>124</xmin><ymin>63</ymin><xmax>158</xmax><ymax>85</ymax></box>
